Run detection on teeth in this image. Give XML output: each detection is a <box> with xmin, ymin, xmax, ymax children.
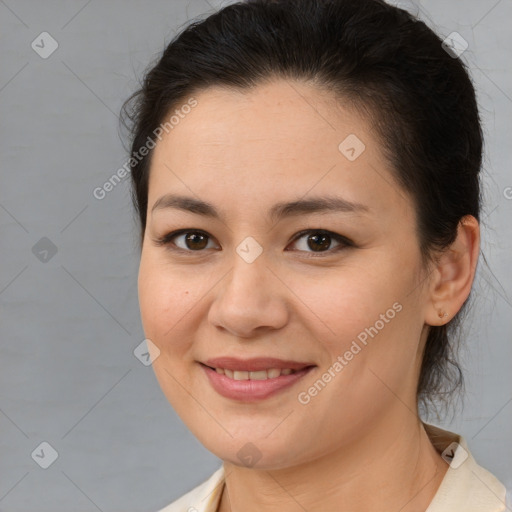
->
<box><xmin>267</xmin><ymin>368</ymin><xmax>281</xmax><ymax>379</ymax></box>
<box><xmin>214</xmin><ymin>367</ymin><xmax>298</xmax><ymax>380</ymax></box>
<box><xmin>249</xmin><ymin>370</ymin><xmax>268</xmax><ymax>380</ymax></box>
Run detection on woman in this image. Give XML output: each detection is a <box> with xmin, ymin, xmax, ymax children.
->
<box><xmin>121</xmin><ymin>0</ymin><xmax>507</xmax><ymax>510</ymax></box>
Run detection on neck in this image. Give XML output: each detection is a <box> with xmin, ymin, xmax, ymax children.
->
<box><xmin>217</xmin><ymin>413</ymin><xmax>448</xmax><ymax>512</ymax></box>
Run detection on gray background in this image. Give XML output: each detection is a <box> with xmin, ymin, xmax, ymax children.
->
<box><xmin>0</xmin><ymin>0</ymin><xmax>510</xmax><ymax>510</ymax></box>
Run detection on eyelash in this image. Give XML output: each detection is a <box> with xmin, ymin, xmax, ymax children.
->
<box><xmin>153</xmin><ymin>229</ymin><xmax>354</xmax><ymax>258</ymax></box>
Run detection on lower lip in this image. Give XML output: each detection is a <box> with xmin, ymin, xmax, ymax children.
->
<box><xmin>200</xmin><ymin>363</ymin><xmax>315</xmax><ymax>402</ymax></box>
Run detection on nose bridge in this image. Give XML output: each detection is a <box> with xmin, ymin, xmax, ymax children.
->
<box><xmin>208</xmin><ymin>236</ymin><xmax>288</xmax><ymax>335</ymax></box>
<box><xmin>226</xmin><ymin>235</ymin><xmax>271</xmax><ymax>301</ymax></box>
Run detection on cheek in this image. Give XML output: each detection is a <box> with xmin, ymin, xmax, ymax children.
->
<box><xmin>137</xmin><ymin>254</ymin><xmax>196</xmax><ymax>353</ymax></box>
<box><xmin>292</xmin><ymin>255</ymin><xmax>421</xmax><ymax>389</ymax></box>
<box><xmin>137</xmin><ymin>255</ymin><xmax>201</xmax><ymax>410</ymax></box>
<box><xmin>289</xmin><ymin>258</ymin><xmax>404</xmax><ymax>344</ymax></box>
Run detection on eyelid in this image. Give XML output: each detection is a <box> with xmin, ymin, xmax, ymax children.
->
<box><xmin>153</xmin><ymin>228</ymin><xmax>353</xmax><ymax>255</ymax></box>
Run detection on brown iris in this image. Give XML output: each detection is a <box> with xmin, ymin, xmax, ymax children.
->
<box><xmin>306</xmin><ymin>233</ymin><xmax>331</xmax><ymax>252</ymax></box>
<box><xmin>184</xmin><ymin>232</ymin><xmax>209</xmax><ymax>250</ymax></box>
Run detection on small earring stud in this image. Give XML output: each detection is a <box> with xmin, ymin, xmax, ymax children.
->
<box><xmin>438</xmin><ymin>310</ymin><xmax>448</xmax><ymax>319</ymax></box>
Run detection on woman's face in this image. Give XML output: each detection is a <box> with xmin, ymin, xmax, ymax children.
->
<box><xmin>138</xmin><ymin>79</ymin><xmax>431</xmax><ymax>469</ymax></box>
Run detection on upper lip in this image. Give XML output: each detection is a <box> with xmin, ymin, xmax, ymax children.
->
<box><xmin>202</xmin><ymin>357</ymin><xmax>315</xmax><ymax>372</ymax></box>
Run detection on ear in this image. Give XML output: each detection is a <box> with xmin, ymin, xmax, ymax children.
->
<box><xmin>424</xmin><ymin>215</ymin><xmax>480</xmax><ymax>326</ymax></box>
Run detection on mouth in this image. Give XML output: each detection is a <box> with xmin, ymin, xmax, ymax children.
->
<box><xmin>198</xmin><ymin>357</ymin><xmax>316</xmax><ymax>401</ymax></box>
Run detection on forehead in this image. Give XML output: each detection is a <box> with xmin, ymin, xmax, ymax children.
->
<box><xmin>147</xmin><ymin>79</ymin><xmax>408</xmax><ymax>220</ymax></box>
<box><xmin>156</xmin><ymin>80</ymin><xmax>367</xmax><ymax>163</ymax></box>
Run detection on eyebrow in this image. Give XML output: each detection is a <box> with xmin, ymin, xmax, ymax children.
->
<box><xmin>151</xmin><ymin>193</ymin><xmax>369</xmax><ymax>222</ymax></box>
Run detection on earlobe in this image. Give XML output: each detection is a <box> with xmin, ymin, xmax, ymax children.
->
<box><xmin>425</xmin><ymin>215</ymin><xmax>480</xmax><ymax>326</ymax></box>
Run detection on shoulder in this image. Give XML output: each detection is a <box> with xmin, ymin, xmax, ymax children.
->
<box><xmin>156</xmin><ymin>465</ymin><xmax>225</xmax><ymax>512</ymax></box>
<box><xmin>424</xmin><ymin>423</ymin><xmax>508</xmax><ymax>512</ymax></box>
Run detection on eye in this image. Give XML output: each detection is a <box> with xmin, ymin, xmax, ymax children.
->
<box><xmin>153</xmin><ymin>229</ymin><xmax>219</xmax><ymax>252</ymax></box>
<box><xmin>286</xmin><ymin>229</ymin><xmax>352</xmax><ymax>256</ymax></box>
<box><xmin>153</xmin><ymin>228</ymin><xmax>353</xmax><ymax>256</ymax></box>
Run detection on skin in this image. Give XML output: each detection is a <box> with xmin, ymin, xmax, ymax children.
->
<box><xmin>137</xmin><ymin>79</ymin><xmax>480</xmax><ymax>512</ymax></box>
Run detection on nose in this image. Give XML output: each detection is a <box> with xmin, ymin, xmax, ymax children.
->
<box><xmin>207</xmin><ymin>248</ymin><xmax>289</xmax><ymax>338</ymax></box>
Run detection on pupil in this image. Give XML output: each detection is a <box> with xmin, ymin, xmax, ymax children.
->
<box><xmin>187</xmin><ymin>232</ymin><xmax>207</xmax><ymax>250</ymax></box>
<box><xmin>309</xmin><ymin>233</ymin><xmax>330</xmax><ymax>251</ymax></box>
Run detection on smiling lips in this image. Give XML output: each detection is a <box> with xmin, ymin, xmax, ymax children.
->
<box><xmin>200</xmin><ymin>357</ymin><xmax>316</xmax><ymax>401</ymax></box>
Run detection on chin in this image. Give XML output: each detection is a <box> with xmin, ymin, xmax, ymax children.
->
<box><xmin>197</xmin><ymin>432</ymin><xmax>309</xmax><ymax>471</ymax></box>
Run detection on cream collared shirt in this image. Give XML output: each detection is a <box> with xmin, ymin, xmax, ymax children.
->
<box><xmin>157</xmin><ymin>423</ymin><xmax>507</xmax><ymax>512</ymax></box>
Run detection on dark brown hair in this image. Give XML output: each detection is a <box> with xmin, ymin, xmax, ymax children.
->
<box><xmin>121</xmin><ymin>0</ymin><xmax>483</xmax><ymax>416</ymax></box>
